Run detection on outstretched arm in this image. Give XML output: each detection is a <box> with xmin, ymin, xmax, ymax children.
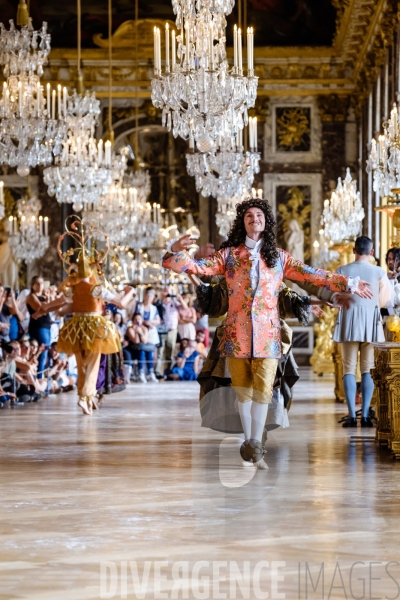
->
<box><xmin>162</xmin><ymin>235</ymin><xmax>227</xmax><ymax>277</ymax></box>
<box><xmin>281</xmin><ymin>250</ymin><xmax>373</xmax><ymax>299</ymax></box>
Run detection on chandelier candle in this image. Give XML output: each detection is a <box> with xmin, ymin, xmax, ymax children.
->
<box><xmin>46</xmin><ymin>83</ymin><xmax>50</xmax><ymax>114</ymax></box>
<box><xmin>247</xmin><ymin>27</ymin><xmax>254</xmax><ymax>73</ymax></box>
<box><xmin>249</xmin><ymin>116</ymin><xmax>257</xmax><ymax>151</ymax></box>
<box><xmin>234</xmin><ymin>24</ymin><xmax>238</xmax><ymax>71</ymax></box>
<box><xmin>98</xmin><ymin>139</ymin><xmax>103</xmax><ymax>164</ymax></box>
<box><xmin>58</xmin><ymin>85</ymin><xmax>62</xmax><ymax>117</ymax></box>
<box><xmin>165</xmin><ymin>24</ymin><xmax>170</xmax><ymax>71</ymax></box>
<box><xmin>238</xmin><ymin>28</ymin><xmax>242</xmax><ymax>75</ymax></box>
<box><xmin>52</xmin><ymin>90</ymin><xmax>56</xmax><ymax>120</ymax></box>
<box><xmin>172</xmin><ymin>30</ymin><xmax>176</xmax><ymax>69</ymax></box>
<box><xmin>153</xmin><ymin>27</ymin><xmax>161</xmax><ymax>73</ymax></box>
<box><xmin>105</xmin><ymin>141</ymin><xmax>112</xmax><ymax>167</ymax></box>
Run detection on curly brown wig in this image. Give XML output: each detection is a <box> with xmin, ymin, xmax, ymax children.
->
<box><xmin>220</xmin><ymin>198</ymin><xmax>279</xmax><ymax>268</ymax></box>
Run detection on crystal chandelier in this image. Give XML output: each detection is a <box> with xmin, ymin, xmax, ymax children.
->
<box><xmin>367</xmin><ymin>103</ymin><xmax>400</xmax><ymax>200</ymax></box>
<box><xmin>124</xmin><ymin>169</ymin><xmax>151</xmax><ymax>204</ymax></box>
<box><xmin>123</xmin><ymin>199</ymin><xmax>161</xmax><ymax>249</ymax></box>
<box><xmin>0</xmin><ymin>17</ymin><xmax>69</xmax><ymax>176</ymax></box>
<box><xmin>151</xmin><ymin>2</ymin><xmax>256</xmax><ymax>148</ymax></box>
<box><xmin>43</xmin><ymin>105</ymin><xmax>128</xmax><ymax>212</ymax></box>
<box><xmin>42</xmin><ymin>0</ymin><xmax>113</xmax><ymax>211</ymax></box>
<box><xmin>0</xmin><ymin>18</ymin><xmax>50</xmax><ymax>79</ymax></box>
<box><xmin>312</xmin><ymin>228</ymin><xmax>339</xmax><ymax>269</ymax></box>
<box><xmin>186</xmin><ymin>119</ymin><xmax>260</xmax><ymax>198</ymax></box>
<box><xmin>82</xmin><ymin>184</ymin><xmax>161</xmax><ymax>248</ymax></box>
<box><xmin>322</xmin><ymin>168</ymin><xmax>364</xmax><ymax>245</ymax></box>
<box><xmin>8</xmin><ymin>195</ymin><xmax>49</xmax><ymax>263</ymax></box>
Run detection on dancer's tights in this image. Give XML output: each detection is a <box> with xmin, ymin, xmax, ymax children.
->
<box><xmin>238</xmin><ymin>401</ymin><xmax>269</xmax><ymax>442</ymax></box>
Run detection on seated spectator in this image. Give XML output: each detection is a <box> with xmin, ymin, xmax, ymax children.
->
<box><xmin>125</xmin><ymin>313</ymin><xmax>158</xmax><ymax>383</ymax></box>
<box><xmin>0</xmin><ymin>355</ymin><xmax>17</xmax><ymax>406</ymax></box>
<box><xmin>178</xmin><ymin>292</ymin><xmax>197</xmax><ymax>342</ymax></box>
<box><xmin>113</xmin><ymin>312</ymin><xmax>127</xmax><ymax>338</ymax></box>
<box><xmin>2</xmin><ymin>342</ymin><xmax>41</xmax><ymax>403</ymax></box>
<box><xmin>19</xmin><ymin>337</ymin><xmax>32</xmax><ymax>361</ymax></box>
<box><xmin>165</xmin><ymin>338</ymin><xmax>200</xmax><ymax>381</ymax></box>
<box><xmin>195</xmin><ymin>329</ymin><xmax>208</xmax><ymax>359</ymax></box>
<box><xmin>45</xmin><ymin>343</ymin><xmax>76</xmax><ymax>392</ymax></box>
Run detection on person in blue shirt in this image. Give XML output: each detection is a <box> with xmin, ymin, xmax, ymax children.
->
<box><xmin>165</xmin><ymin>338</ymin><xmax>200</xmax><ymax>381</ymax></box>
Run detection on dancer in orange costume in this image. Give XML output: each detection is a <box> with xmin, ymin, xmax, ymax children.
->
<box><xmin>53</xmin><ymin>217</ymin><xmax>134</xmax><ymax>415</ymax></box>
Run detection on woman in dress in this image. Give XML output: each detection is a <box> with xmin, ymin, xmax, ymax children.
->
<box><xmin>178</xmin><ymin>292</ymin><xmax>197</xmax><ymax>342</ymax></box>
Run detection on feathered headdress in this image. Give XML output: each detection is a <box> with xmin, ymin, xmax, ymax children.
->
<box><xmin>57</xmin><ymin>215</ymin><xmax>110</xmax><ymax>278</ymax></box>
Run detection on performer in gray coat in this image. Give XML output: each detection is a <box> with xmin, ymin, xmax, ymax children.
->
<box><xmin>325</xmin><ymin>236</ymin><xmax>392</xmax><ymax>428</ymax></box>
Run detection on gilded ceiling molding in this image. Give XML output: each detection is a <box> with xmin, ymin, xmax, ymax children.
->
<box><xmin>352</xmin><ymin>0</ymin><xmax>399</xmax><ymax>114</ymax></box>
<box><xmin>37</xmin><ymin>2</ymin><xmax>400</xmax><ymax>102</ymax></box>
<box><xmin>93</xmin><ymin>19</ymin><xmax>175</xmax><ymax>48</ymax></box>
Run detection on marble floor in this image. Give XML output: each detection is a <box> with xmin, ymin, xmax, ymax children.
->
<box><xmin>1</xmin><ymin>368</ymin><xmax>400</xmax><ymax>600</ymax></box>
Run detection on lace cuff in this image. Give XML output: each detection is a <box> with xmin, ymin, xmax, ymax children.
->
<box><xmin>166</xmin><ymin>238</ymin><xmax>179</xmax><ymax>254</ymax></box>
<box><xmin>347</xmin><ymin>276</ymin><xmax>360</xmax><ymax>294</ymax></box>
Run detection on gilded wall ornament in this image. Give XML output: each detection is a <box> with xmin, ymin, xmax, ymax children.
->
<box><xmin>317</xmin><ymin>94</ymin><xmax>350</xmax><ymax>123</ymax></box>
<box><xmin>276</xmin><ymin>107</ymin><xmax>311</xmax><ymax>152</ymax></box>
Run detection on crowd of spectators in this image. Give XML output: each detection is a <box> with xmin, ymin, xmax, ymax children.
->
<box><xmin>118</xmin><ymin>285</ymin><xmax>210</xmax><ymax>383</ymax></box>
<box><xmin>0</xmin><ymin>278</ymin><xmax>210</xmax><ymax>408</ymax></box>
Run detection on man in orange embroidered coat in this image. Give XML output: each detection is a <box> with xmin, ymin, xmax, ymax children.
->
<box><xmin>162</xmin><ymin>199</ymin><xmax>372</xmax><ymax>468</ymax></box>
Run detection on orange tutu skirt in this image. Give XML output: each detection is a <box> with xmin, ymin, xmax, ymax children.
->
<box><xmin>57</xmin><ymin>315</ymin><xmax>121</xmax><ymax>355</ymax></box>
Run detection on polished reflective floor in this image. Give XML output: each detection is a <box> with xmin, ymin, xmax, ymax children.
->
<box><xmin>1</xmin><ymin>368</ymin><xmax>400</xmax><ymax>600</ymax></box>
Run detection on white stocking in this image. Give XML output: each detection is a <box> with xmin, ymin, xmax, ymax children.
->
<box><xmin>238</xmin><ymin>401</ymin><xmax>252</xmax><ymax>440</ymax></box>
<box><xmin>250</xmin><ymin>402</ymin><xmax>269</xmax><ymax>443</ymax></box>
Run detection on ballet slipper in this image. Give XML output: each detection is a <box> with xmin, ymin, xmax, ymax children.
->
<box><xmin>78</xmin><ymin>397</ymin><xmax>92</xmax><ymax>416</ymax></box>
<box><xmin>90</xmin><ymin>396</ymin><xmax>99</xmax><ymax>410</ymax></box>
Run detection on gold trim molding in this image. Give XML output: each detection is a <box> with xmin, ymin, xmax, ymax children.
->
<box><xmin>35</xmin><ymin>3</ymin><xmax>400</xmax><ymax>101</ymax></box>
